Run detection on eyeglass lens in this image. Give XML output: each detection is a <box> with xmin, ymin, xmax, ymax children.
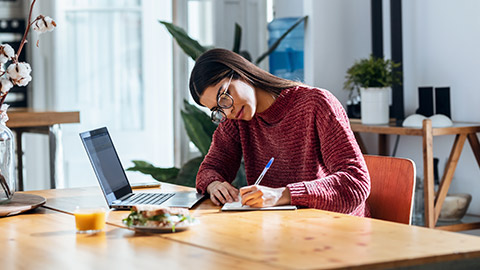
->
<box><xmin>218</xmin><ymin>94</ymin><xmax>233</xmax><ymax>108</ymax></box>
<box><xmin>211</xmin><ymin>73</ymin><xmax>234</xmax><ymax>123</ymax></box>
<box><xmin>211</xmin><ymin>110</ymin><xmax>226</xmax><ymax>123</ymax></box>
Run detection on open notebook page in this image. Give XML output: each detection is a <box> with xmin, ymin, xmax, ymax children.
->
<box><xmin>221</xmin><ymin>198</ymin><xmax>297</xmax><ymax>211</ymax></box>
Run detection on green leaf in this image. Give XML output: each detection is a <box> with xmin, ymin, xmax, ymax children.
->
<box><xmin>182</xmin><ymin>100</ymin><xmax>217</xmax><ymax>145</ymax></box>
<box><xmin>175</xmin><ymin>157</ymin><xmax>204</xmax><ymax>188</ymax></box>
<box><xmin>181</xmin><ymin>110</ymin><xmax>213</xmax><ymax>156</ymax></box>
<box><xmin>239</xmin><ymin>50</ymin><xmax>252</xmax><ymax>62</ymax></box>
<box><xmin>126</xmin><ymin>160</ymin><xmax>180</xmax><ymax>181</ymax></box>
<box><xmin>183</xmin><ymin>100</ymin><xmax>214</xmax><ymax>133</ymax></box>
<box><xmin>233</xmin><ymin>23</ymin><xmax>242</xmax><ymax>53</ymax></box>
<box><xmin>344</xmin><ymin>55</ymin><xmax>402</xmax><ymax>90</ymax></box>
<box><xmin>159</xmin><ymin>20</ymin><xmax>208</xmax><ymax>61</ymax></box>
<box><xmin>255</xmin><ymin>15</ymin><xmax>308</xmax><ymax>65</ymax></box>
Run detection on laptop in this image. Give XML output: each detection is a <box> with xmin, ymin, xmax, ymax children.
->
<box><xmin>79</xmin><ymin>127</ymin><xmax>204</xmax><ymax>209</ymax></box>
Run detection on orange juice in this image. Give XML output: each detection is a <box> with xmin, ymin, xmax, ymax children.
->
<box><xmin>74</xmin><ymin>208</ymin><xmax>106</xmax><ymax>233</ymax></box>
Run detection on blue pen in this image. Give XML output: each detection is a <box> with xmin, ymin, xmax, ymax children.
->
<box><xmin>254</xmin><ymin>157</ymin><xmax>274</xmax><ymax>185</ymax></box>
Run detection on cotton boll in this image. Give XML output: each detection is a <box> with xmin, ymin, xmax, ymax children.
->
<box><xmin>0</xmin><ymin>103</ymin><xmax>9</xmax><ymax>123</ymax></box>
<box><xmin>17</xmin><ymin>74</ymin><xmax>32</xmax><ymax>86</ymax></box>
<box><xmin>0</xmin><ymin>104</ymin><xmax>9</xmax><ymax>112</ymax></box>
<box><xmin>0</xmin><ymin>44</ymin><xmax>15</xmax><ymax>64</ymax></box>
<box><xmin>33</xmin><ymin>16</ymin><xmax>57</xmax><ymax>34</ymax></box>
<box><xmin>6</xmin><ymin>62</ymin><xmax>32</xmax><ymax>79</ymax></box>
<box><xmin>0</xmin><ymin>78</ymin><xmax>13</xmax><ymax>94</ymax></box>
<box><xmin>6</xmin><ymin>62</ymin><xmax>32</xmax><ymax>86</ymax></box>
<box><xmin>16</xmin><ymin>62</ymin><xmax>31</xmax><ymax>77</ymax></box>
<box><xmin>6</xmin><ymin>64</ymin><xmax>19</xmax><ymax>80</ymax></box>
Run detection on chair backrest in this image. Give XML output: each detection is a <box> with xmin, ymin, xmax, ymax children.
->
<box><xmin>365</xmin><ymin>155</ymin><xmax>416</xmax><ymax>225</ymax></box>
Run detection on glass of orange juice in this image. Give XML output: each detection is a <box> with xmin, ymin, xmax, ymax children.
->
<box><xmin>74</xmin><ymin>206</ymin><xmax>106</xmax><ymax>234</ymax></box>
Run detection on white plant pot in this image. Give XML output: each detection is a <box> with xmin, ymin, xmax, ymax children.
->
<box><xmin>360</xmin><ymin>87</ymin><xmax>390</xmax><ymax>125</ymax></box>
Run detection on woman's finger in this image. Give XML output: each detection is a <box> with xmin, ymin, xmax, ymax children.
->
<box><xmin>244</xmin><ymin>195</ymin><xmax>264</xmax><ymax>207</ymax></box>
<box><xmin>225</xmin><ymin>185</ymin><xmax>239</xmax><ymax>200</ymax></box>
<box><xmin>210</xmin><ymin>194</ymin><xmax>220</xmax><ymax>206</ymax></box>
<box><xmin>241</xmin><ymin>190</ymin><xmax>261</xmax><ymax>205</ymax></box>
<box><xmin>218</xmin><ymin>185</ymin><xmax>234</xmax><ymax>202</ymax></box>
<box><xmin>239</xmin><ymin>185</ymin><xmax>257</xmax><ymax>196</ymax></box>
<box><xmin>214</xmin><ymin>190</ymin><xmax>227</xmax><ymax>204</ymax></box>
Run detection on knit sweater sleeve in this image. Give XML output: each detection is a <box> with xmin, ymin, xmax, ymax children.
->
<box><xmin>196</xmin><ymin>120</ymin><xmax>242</xmax><ymax>194</ymax></box>
<box><xmin>286</xmin><ymin>90</ymin><xmax>370</xmax><ymax>214</ymax></box>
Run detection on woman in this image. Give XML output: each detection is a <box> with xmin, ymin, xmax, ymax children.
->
<box><xmin>189</xmin><ymin>48</ymin><xmax>370</xmax><ymax>216</ymax></box>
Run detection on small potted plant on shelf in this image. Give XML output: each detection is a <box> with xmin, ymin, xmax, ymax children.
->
<box><xmin>344</xmin><ymin>55</ymin><xmax>401</xmax><ymax>124</ymax></box>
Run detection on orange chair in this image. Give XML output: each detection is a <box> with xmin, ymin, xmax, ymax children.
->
<box><xmin>365</xmin><ymin>155</ymin><xmax>416</xmax><ymax>225</ymax></box>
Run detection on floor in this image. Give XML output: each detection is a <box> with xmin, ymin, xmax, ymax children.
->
<box><xmin>462</xmin><ymin>229</ymin><xmax>480</xmax><ymax>236</ymax></box>
<box><xmin>439</xmin><ymin>215</ymin><xmax>480</xmax><ymax>236</ymax></box>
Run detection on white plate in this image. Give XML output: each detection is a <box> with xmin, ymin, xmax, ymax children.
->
<box><xmin>126</xmin><ymin>221</ymin><xmax>195</xmax><ymax>233</ymax></box>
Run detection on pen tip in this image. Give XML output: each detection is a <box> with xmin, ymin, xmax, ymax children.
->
<box><xmin>266</xmin><ymin>157</ymin><xmax>274</xmax><ymax>168</ymax></box>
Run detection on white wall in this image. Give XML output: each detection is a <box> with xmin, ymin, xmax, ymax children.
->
<box><xmin>214</xmin><ymin>0</ymin><xmax>268</xmax><ymax>67</ymax></box>
<box><xmin>401</xmin><ymin>0</ymin><xmax>480</xmax><ymax>215</ymax></box>
<box><xmin>273</xmin><ymin>0</ymin><xmax>303</xmax><ymax>18</ymax></box>
<box><xmin>304</xmin><ymin>0</ymin><xmax>371</xmax><ymax>102</ymax></box>
<box><xmin>291</xmin><ymin>0</ymin><xmax>480</xmax><ymax>215</ymax></box>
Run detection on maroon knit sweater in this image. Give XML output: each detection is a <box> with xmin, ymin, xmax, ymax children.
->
<box><xmin>196</xmin><ymin>86</ymin><xmax>370</xmax><ymax>217</ymax></box>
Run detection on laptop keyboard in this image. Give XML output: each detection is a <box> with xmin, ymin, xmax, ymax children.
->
<box><xmin>121</xmin><ymin>192</ymin><xmax>175</xmax><ymax>205</ymax></box>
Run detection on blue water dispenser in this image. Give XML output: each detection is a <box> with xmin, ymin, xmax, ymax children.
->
<box><xmin>268</xmin><ymin>17</ymin><xmax>305</xmax><ymax>81</ymax></box>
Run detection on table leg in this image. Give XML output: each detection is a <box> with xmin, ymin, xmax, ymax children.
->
<box><xmin>48</xmin><ymin>125</ymin><xmax>63</xmax><ymax>189</ymax></box>
<box><xmin>11</xmin><ymin>125</ymin><xmax>65</xmax><ymax>190</ymax></box>
<box><xmin>422</xmin><ymin>119</ymin><xmax>435</xmax><ymax>228</ymax></box>
<box><xmin>436</xmin><ymin>133</ymin><xmax>480</xmax><ymax>232</ymax></box>
<box><xmin>467</xmin><ymin>133</ymin><xmax>480</xmax><ymax>167</ymax></box>
<box><xmin>354</xmin><ymin>132</ymin><xmax>368</xmax><ymax>154</ymax></box>
<box><xmin>434</xmin><ymin>134</ymin><xmax>467</xmax><ymax>224</ymax></box>
<box><xmin>379</xmin><ymin>134</ymin><xmax>388</xmax><ymax>156</ymax></box>
<box><xmin>14</xmin><ymin>130</ymin><xmax>24</xmax><ymax>191</ymax></box>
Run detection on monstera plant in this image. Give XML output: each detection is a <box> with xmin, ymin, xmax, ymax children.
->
<box><xmin>127</xmin><ymin>17</ymin><xmax>307</xmax><ymax>188</ymax></box>
<box><xmin>127</xmin><ymin>100</ymin><xmax>243</xmax><ymax>188</ymax></box>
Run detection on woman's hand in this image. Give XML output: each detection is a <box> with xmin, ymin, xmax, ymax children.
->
<box><xmin>239</xmin><ymin>185</ymin><xmax>291</xmax><ymax>207</ymax></box>
<box><xmin>206</xmin><ymin>181</ymin><xmax>239</xmax><ymax>206</ymax></box>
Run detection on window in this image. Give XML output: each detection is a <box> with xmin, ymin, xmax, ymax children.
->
<box><xmin>31</xmin><ymin>0</ymin><xmax>174</xmax><ymax>188</ymax></box>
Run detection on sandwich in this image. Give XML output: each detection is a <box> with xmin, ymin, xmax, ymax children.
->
<box><xmin>122</xmin><ymin>205</ymin><xmax>193</xmax><ymax>232</ymax></box>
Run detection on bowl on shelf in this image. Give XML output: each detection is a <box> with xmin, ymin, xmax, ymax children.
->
<box><xmin>438</xmin><ymin>193</ymin><xmax>472</xmax><ymax>222</ymax></box>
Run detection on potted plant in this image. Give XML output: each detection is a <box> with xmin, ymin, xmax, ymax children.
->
<box><xmin>344</xmin><ymin>55</ymin><xmax>401</xmax><ymax>124</ymax></box>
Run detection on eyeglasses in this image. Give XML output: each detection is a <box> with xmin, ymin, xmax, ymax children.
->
<box><xmin>210</xmin><ymin>74</ymin><xmax>234</xmax><ymax>124</ymax></box>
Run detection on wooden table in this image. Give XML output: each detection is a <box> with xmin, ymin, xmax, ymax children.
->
<box><xmin>7</xmin><ymin>109</ymin><xmax>80</xmax><ymax>191</ymax></box>
<box><xmin>0</xmin><ymin>208</ymin><xmax>271</xmax><ymax>269</ymax></box>
<box><xmin>351</xmin><ymin>119</ymin><xmax>480</xmax><ymax>231</ymax></box>
<box><xmin>10</xmin><ymin>183</ymin><xmax>480</xmax><ymax>269</ymax></box>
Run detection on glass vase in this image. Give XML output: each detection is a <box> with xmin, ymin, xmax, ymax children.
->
<box><xmin>0</xmin><ymin>115</ymin><xmax>15</xmax><ymax>204</ymax></box>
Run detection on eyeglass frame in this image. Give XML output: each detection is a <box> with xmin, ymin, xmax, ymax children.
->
<box><xmin>210</xmin><ymin>73</ymin><xmax>234</xmax><ymax>123</ymax></box>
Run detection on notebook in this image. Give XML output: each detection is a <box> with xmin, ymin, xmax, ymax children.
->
<box><xmin>79</xmin><ymin>127</ymin><xmax>204</xmax><ymax>209</ymax></box>
<box><xmin>221</xmin><ymin>201</ymin><xmax>297</xmax><ymax>211</ymax></box>
<box><xmin>221</xmin><ymin>195</ymin><xmax>297</xmax><ymax>211</ymax></box>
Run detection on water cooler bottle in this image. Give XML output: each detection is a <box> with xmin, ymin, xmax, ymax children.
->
<box><xmin>268</xmin><ymin>17</ymin><xmax>305</xmax><ymax>82</ymax></box>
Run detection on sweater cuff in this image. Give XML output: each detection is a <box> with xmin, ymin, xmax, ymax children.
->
<box><xmin>196</xmin><ymin>176</ymin><xmax>218</xmax><ymax>195</ymax></box>
<box><xmin>287</xmin><ymin>182</ymin><xmax>309</xmax><ymax>206</ymax></box>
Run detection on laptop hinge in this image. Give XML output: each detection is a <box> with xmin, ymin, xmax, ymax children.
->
<box><xmin>112</xmin><ymin>193</ymin><xmax>134</xmax><ymax>204</ymax></box>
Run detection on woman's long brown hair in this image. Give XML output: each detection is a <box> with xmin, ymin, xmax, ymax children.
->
<box><xmin>189</xmin><ymin>48</ymin><xmax>300</xmax><ymax>106</ymax></box>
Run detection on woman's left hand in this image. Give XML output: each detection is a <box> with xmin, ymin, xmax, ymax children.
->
<box><xmin>239</xmin><ymin>185</ymin><xmax>291</xmax><ymax>207</ymax></box>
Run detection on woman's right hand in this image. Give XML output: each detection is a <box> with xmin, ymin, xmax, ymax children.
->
<box><xmin>206</xmin><ymin>181</ymin><xmax>239</xmax><ymax>206</ymax></box>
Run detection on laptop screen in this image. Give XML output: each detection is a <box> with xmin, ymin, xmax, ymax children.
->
<box><xmin>80</xmin><ymin>127</ymin><xmax>132</xmax><ymax>205</ymax></box>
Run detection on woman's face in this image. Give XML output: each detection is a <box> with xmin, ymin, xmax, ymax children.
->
<box><xmin>199</xmin><ymin>77</ymin><xmax>257</xmax><ymax>121</ymax></box>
